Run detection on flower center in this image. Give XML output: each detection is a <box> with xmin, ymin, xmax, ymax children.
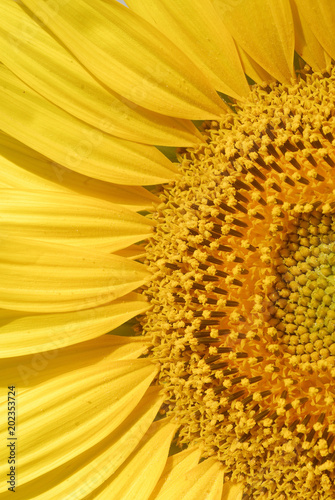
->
<box><xmin>270</xmin><ymin>211</ymin><xmax>335</xmax><ymax>368</ymax></box>
<box><xmin>142</xmin><ymin>66</ymin><xmax>335</xmax><ymax>498</ymax></box>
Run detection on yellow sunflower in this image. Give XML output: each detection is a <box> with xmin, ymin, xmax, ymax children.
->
<box><xmin>1</xmin><ymin>0</ymin><xmax>335</xmax><ymax>498</ymax></box>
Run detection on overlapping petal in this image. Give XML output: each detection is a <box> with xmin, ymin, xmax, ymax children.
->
<box><xmin>115</xmin><ymin>244</ymin><xmax>146</xmax><ymax>260</ymax></box>
<box><xmin>0</xmin><ymin>0</ymin><xmax>200</xmax><ymax>147</ymax></box>
<box><xmin>290</xmin><ymin>0</ymin><xmax>330</xmax><ymax>72</ymax></box>
<box><xmin>151</xmin><ymin>456</ymin><xmax>224</xmax><ymax>500</ymax></box>
<box><xmin>294</xmin><ymin>0</ymin><xmax>335</xmax><ymax>61</ymax></box>
<box><xmin>125</xmin><ymin>0</ymin><xmax>249</xmax><ymax>99</ymax></box>
<box><xmin>0</xmin><ymin>334</ymin><xmax>151</xmax><ymax>388</ymax></box>
<box><xmin>0</xmin><ymin>236</ymin><xmax>149</xmax><ymax>313</ymax></box>
<box><xmin>234</xmin><ymin>46</ymin><xmax>275</xmax><ymax>84</ymax></box>
<box><xmin>0</xmin><ymin>387</ymin><xmax>164</xmax><ymax>500</ymax></box>
<box><xmin>213</xmin><ymin>0</ymin><xmax>295</xmax><ymax>83</ymax></box>
<box><xmin>0</xmin><ymin>133</ymin><xmax>158</xmax><ymax>211</ymax></box>
<box><xmin>221</xmin><ymin>483</ymin><xmax>243</xmax><ymax>500</ymax></box>
<box><xmin>0</xmin><ymin>189</ymin><xmax>154</xmax><ymax>252</ymax></box>
<box><xmin>0</xmin><ymin>65</ymin><xmax>177</xmax><ymax>186</ymax></box>
<box><xmin>0</xmin><ymin>293</ymin><xmax>149</xmax><ymax>357</ymax></box>
<box><xmin>0</xmin><ymin>337</ymin><xmax>158</xmax><ymax>490</ymax></box>
<box><xmin>21</xmin><ymin>0</ymin><xmax>227</xmax><ymax>119</ymax></box>
<box><xmin>90</xmin><ymin>418</ymin><xmax>177</xmax><ymax>499</ymax></box>
<box><xmin>148</xmin><ymin>447</ymin><xmax>201</xmax><ymax>499</ymax></box>
<box><xmin>128</xmin><ymin>445</ymin><xmax>242</xmax><ymax>500</ymax></box>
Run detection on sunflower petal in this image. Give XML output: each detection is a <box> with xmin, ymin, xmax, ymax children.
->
<box><xmin>0</xmin><ymin>293</ymin><xmax>149</xmax><ymax>357</ymax></box>
<box><xmin>125</xmin><ymin>0</ymin><xmax>249</xmax><ymax>99</ymax></box>
<box><xmin>0</xmin><ymin>65</ymin><xmax>176</xmax><ymax>186</ymax></box>
<box><xmin>0</xmin><ymin>133</ymin><xmax>158</xmax><ymax>211</ymax></box>
<box><xmin>0</xmin><ymin>350</ymin><xmax>158</xmax><ymax>490</ymax></box>
<box><xmin>0</xmin><ymin>189</ymin><xmax>154</xmax><ymax>252</ymax></box>
<box><xmin>0</xmin><ymin>0</ymin><xmax>200</xmax><ymax>147</ymax></box>
<box><xmin>20</xmin><ymin>0</ymin><xmax>227</xmax><ymax>119</ymax></box>
<box><xmin>115</xmin><ymin>244</ymin><xmax>146</xmax><ymax>260</ymax></box>
<box><xmin>294</xmin><ymin>0</ymin><xmax>335</xmax><ymax>61</ymax></box>
<box><xmin>3</xmin><ymin>386</ymin><xmax>163</xmax><ymax>500</ymax></box>
<box><xmin>236</xmin><ymin>46</ymin><xmax>275</xmax><ymax>85</ymax></box>
<box><xmin>221</xmin><ymin>483</ymin><xmax>244</xmax><ymax>500</ymax></box>
<box><xmin>91</xmin><ymin>418</ymin><xmax>177</xmax><ymax>499</ymax></box>
<box><xmin>0</xmin><ymin>236</ymin><xmax>149</xmax><ymax>313</ymax></box>
<box><xmin>290</xmin><ymin>0</ymin><xmax>329</xmax><ymax>72</ymax></box>
<box><xmin>0</xmin><ymin>335</ymin><xmax>152</xmax><ymax>388</ymax></box>
<box><xmin>148</xmin><ymin>447</ymin><xmax>201</xmax><ymax>499</ymax></box>
<box><xmin>151</xmin><ymin>457</ymin><xmax>224</xmax><ymax>500</ymax></box>
<box><xmin>213</xmin><ymin>0</ymin><xmax>295</xmax><ymax>83</ymax></box>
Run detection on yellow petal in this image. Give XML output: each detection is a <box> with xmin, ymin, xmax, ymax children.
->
<box><xmin>20</xmin><ymin>0</ymin><xmax>227</xmax><ymax>119</ymax></box>
<box><xmin>0</xmin><ymin>132</ymin><xmax>158</xmax><ymax>211</ymax></box>
<box><xmin>0</xmin><ymin>236</ymin><xmax>149</xmax><ymax>313</ymax></box>
<box><xmin>148</xmin><ymin>447</ymin><xmax>201</xmax><ymax>499</ymax></box>
<box><xmin>0</xmin><ymin>65</ymin><xmax>176</xmax><ymax>186</ymax></box>
<box><xmin>0</xmin><ymin>0</ymin><xmax>200</xmax><ymax>147</ymax></box>
<box><xmin>221</xmin><ymin>483</ymin><xmax>244</xmax><ymax>500</ymax></box>
<box><xmin>236</xmin><ymin>45</ymin><xmax>275</xmax><ymax>85</ymax></box>
<box><xmin>91</xmin><ymin>419</ymin><xmax>177</xmax><ymax>499</ymax></box>
<box><xmin>0</xmin><ymin>189</ymin><xmax>154</xmax><ymax>252</ymax></box>
<box><xmin>324</xmin><ymin>51</ymin><xmax>332</xmax><ymax>69</ymax></box>
<box><xmin>290</xmin><ymin>0</ymin><xmax>329</xmax><ymax>72</ymax></box>
<box><xmin>12</xmin><ymin>387</ymin><xmax>164</xmax><ymax>500</ymax></box>
<box><xmin>0</xmin><ymin>352</ymin><xmax>158</xmax><ymax>490</ymax></box>
<box><xmin>0</xmin><ymin>293</ymin><xmax>149</xmax><ymax>357</ymax></box>
<box><xmin>152</xmin><ymin>457</ymin><xmax>224</xmax><ymax>500</ymax></box>
<box><xmin>0</xmin><ymin>335</ymin><xmax>152</xmax><ymax>388</ymax></box>
<box><xmin>294</xmin><ymin>0</ymin><xmax>335</xmax><ymax>62</ymax></box>
<box><xmin>126</xmin><ymin>0</ymin><xmax>249</xmax><ymax>99</ymax></box>
<box><xmin>115</xmin><ymin>244</ymin><xmax>146</xmax><ymax>260</ymax></box>
<box><xmin>213</xmin><ymin>0</ymin><xmax>295</xmax><ymax>83</ymax></box>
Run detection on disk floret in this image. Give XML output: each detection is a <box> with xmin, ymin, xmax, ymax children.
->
<box><xmin>142</xmin><ymin>66</ymin><xmax>335</xmax><ymax>499</ymax></box>
<box><xmin>271</xmin><ymin>211</ymin><xmax>335</xmax><ymax>371</ymax></box>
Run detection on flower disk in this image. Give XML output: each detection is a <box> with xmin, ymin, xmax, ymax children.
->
<box><xmin>142</xmin><ymin>67</ymin><xmax>335</xmax><ymax>499</ymax></box>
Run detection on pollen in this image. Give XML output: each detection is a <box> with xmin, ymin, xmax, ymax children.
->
<box><xmin>142</xmin><ymin>66</ymin><xmax>335</xmax><ymax>499</ymax></box>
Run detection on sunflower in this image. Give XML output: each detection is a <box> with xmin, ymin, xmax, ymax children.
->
<box><xmin>1</xmin><ymin>0</ymin><xmax>335</xmax><ymax>498</ymax></box>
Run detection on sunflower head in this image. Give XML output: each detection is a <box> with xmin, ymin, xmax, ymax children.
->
<box><xmin>2</xmin><ymin>0</ymin><xmax>335</xmax><ymax>499</ymax></box>
<box><xmin>141</xmin><ymin>66</ymin><xmax>335</xmax><ymax>497</ymax></box>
